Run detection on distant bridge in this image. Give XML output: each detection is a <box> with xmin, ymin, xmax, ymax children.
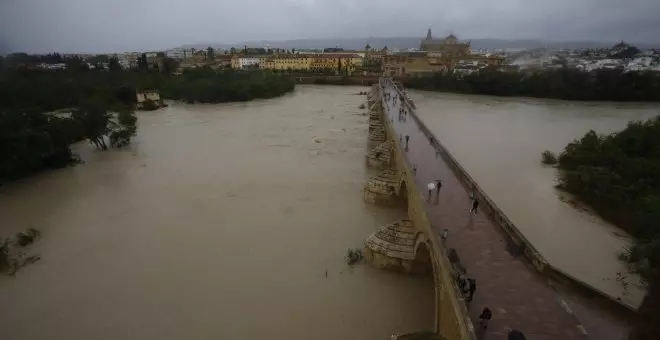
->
<box><xmin>362</xmin><ymin>78</ymin><xmax>592</xmax><ymax>340</ymax></box>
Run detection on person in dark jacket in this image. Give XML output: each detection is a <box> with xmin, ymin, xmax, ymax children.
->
<box><xmin>508</xmin><ymin>329</ymin><xmax>527</xmax><ymax>340</ymax></box>
<box><xmin>469</xmin><ymin>198</ymin><xmax>479</xmax><ymax>215</ymax></box>
<box><xmin>479</xmin><ymin>307</ymin><xmax>492</xmax><ymax>329</ymax></box>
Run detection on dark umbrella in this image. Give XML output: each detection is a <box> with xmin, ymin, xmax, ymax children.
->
<box><xmin>508</xmin><ymin>329</ymin><xmax>527</xmax><ymax>340</ymax></box>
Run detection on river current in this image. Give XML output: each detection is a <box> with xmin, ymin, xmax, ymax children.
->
<box><xmin>0</xmin><ymin>86</ymin><xmax>434</xmax><ymax>340</ymax></box>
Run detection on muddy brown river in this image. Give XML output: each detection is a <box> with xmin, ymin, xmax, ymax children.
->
<box><xmin>0</xmin><ymin>86</ymin><xmax>433</xmax><ymax>340</ymax></box>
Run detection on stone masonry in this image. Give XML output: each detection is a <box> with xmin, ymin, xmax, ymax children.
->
<box><xmin>366</xmin><ymin>140</ymin><xmax>394</xmax><ymax>169</ymax></box>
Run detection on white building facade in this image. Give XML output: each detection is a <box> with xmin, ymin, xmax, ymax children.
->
<box><xmin>238</xmin><ymin>57</ymin><xmax>260</xmax><ymax>69</ymax></box>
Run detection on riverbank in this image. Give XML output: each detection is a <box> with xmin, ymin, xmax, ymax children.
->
<box><xmin>291</xmin><ymin>74</ymin><xmax>379</xmax><ymax>86</ymax></box>
<box><xmin>552</xmin><ymin>116</ymin><xmax>660</xmax><ymax>340</ymax></box>
<box><xmin>402</xmin><ymin>69</ymin><xmax>660</xmax><ymax>102</ymax></box>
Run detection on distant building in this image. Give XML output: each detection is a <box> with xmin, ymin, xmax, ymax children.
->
<box><xmin>420</xmin><ymin>28</ymin><xmax>471</xmax><ymax>58</ymax></box>
<box><xmin>231</xmin><ymin>56</ymin><xmax>260</xmax><ymax>69</ymax></box>
<box><xmin>309</xmin><ymin>54</ymin><xmax>362</xmax><ymax>74</ymax></box>
<box><xmin>382</xmin><ymin>51</ymin><xmax>446</xmax><ymax>77</ymax></box>
<box><xmin>382</xmin><ymin>28</ymin><xmax>503</xmax><ymax>77</ymax></box>
<box><xmin>263</xmin><ymin>55</ymin><xmax>313</xmax><ymax>71</ymax></box>
<box><xmin>213</xmin><ymin>55</ymin><xmax>233</xmax><ymax>69</ymax></box>
<box><xmin>37</xmin><ymin>63</ymin><xmax>67</xmax><ymax>70</ymax></box>
<box><xmin>166</xmin><ymin>48</ymin><xmax>189</xmax><ymax>60</ymax></box>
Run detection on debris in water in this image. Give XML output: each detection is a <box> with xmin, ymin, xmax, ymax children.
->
<box><xmin>346</xmin><ymin>248</ymin><xmax>364</xmax><ymax>265</ymax></box>
<box><xmin>1</xmin><ymin>228</ymin><xmax>42</xmax><ymax>276</ymax></box>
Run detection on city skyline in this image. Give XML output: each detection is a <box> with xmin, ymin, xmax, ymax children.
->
<box><xmin>1</xmin><ymin>0</ymin><xmax>660</xmax><ymax>54</ymax></box>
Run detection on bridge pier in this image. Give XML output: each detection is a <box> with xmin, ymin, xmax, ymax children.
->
<box><xmin>364</xmin><ymin>220</ymin><xmax>433</xmax><ymax>275</ymax></box>
<box><xmin>363</xmin><ymin>169</ymin><xmax>405</xmax><ymax>207</ymax></box>
<box><xmin>366</xmin><ymin>140</ymin><xmax>394</xmax><ymax>169</ymax></box>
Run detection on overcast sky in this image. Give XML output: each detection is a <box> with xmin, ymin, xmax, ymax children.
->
<box><xmin>1</xmin><ymin>0</ymin><xmax>660</xmax><ymax>53</ymax></box>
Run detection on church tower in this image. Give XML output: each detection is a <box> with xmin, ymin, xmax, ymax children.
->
<box><xmin>426</xmin><ymin>27</ymin><xmax>432</xmax><ymax>40</ymax></box>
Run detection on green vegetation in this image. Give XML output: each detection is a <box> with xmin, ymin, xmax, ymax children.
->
<box><xmin>540</xmin><ymin>150</ymin><xmax>558</xmax><ymax>165</ymax></box>
<box><xmin>0</xmin><ymin>109</ymin><xmax>81</xmax><ymax>182</ymax></box>
<box><xmin>0</xmin><ymin>66</ymin><xmax>294</xmax><ymax>183</ymax></box>
<box><xmin>161</xmin><ymin>69</ymin><xmax>294</xmax><ymax>103</ymax></box>
<box><xmin>346</xmin><ymin>248</ymin><xmax>364</xmax><ymax>265</ymax></box>
<box><xmin>404</xmin><ymin>68</ymin><xmax>660</xmax><ymax>102</ymax></box>
<box><xmin>553</xmin><ymin>116</ymin><xmax>660</xmax><ymax>340</ymax></box>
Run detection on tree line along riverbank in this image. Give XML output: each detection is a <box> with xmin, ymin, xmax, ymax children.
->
<box><xmin>403</xmin><ymin>68</ymin><xmax>660</xmax><ymax>102</ymax></box>
<box><xmin>0</xmin><ymin>67</ymin><xmax>295</xmax><ymax>185</ymax></box>
<box><xmin>543</xmin><ymin>116</ymin><xmax>660</xmax><ymax>340</ymax></box>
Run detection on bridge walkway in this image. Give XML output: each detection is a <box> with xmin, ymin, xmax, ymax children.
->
<box><xmin>380</xmin><ymin>80</ymin><xmax>588</xmax><ymax>340</ymax></box>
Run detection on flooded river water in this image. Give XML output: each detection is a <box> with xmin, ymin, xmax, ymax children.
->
<box><xmin>411</xmin><ymin>90</ymin><xmax>660</xmax><ymax>309</ymax></box>
<box><xmin>0</xmin><ymin>86</ymin><xmax>433</xmax><ymax>340</ymax></box>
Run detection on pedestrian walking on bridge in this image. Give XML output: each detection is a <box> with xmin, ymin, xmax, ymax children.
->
<box><xmin>469</xmin><ymin>198</ymin><xmax>479</xmax><ymax>215</ymax></box>
<box><xmin>479</xmin><ymin>307</ymin><xmax>492</xmax><ymax>329</ymax></box>
<box><xmin>427</xmin><ymin>182</ymin><xmax>436</xmax><ymax>202</ymax></box>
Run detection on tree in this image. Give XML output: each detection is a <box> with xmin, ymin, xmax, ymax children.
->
<box><xmin>89</xmin><ymin>54</ymin><xmax>109</xmax><ymax>64</ymax></box>
<box><xmin>161</xmin><ymin>57</ymin><xmax>179</xmax><ymax>75</ymax></box>
<box><xmin>72</xmin><ymin>97</ymin><xmax>111</xmax><ymax>150</ymax></box>
<box><xmin>138</xmin><ymin>53</ymin><xmax>149</xmax><ymax>71</ymax></box>
<box><xmin>65</xmin><ymin>56</ymin><xmax>89</xmax><ymax>73</ymax></box>
<box><xmin>108</xmin><ymin>56</ymin><xmax>122</xmax><ymax>72</ymax></box>
<box><xmin>230</xmin><ymin>47</ymin><xmax>237</xmax><ymax>54</ymax></box>
<box><xmin>207</xmin><ymin>46</ymin><xmax>215</xmax><ymax>60</ymax></box>
<box><xmin>109</xmin><ymin>107</ymin><xmax>137</xmax><ymax>147</ymax></box>
<box><xmin>0</xmin><ymin>109</ymin><xmax>79</xmax><ymax>181</ymax></box>
<box><xmin>549</xmin><ymin>116</ymin><xmax>660</xmax><ymax>340</ymax></box>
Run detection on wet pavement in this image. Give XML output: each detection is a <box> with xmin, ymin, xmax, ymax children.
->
<box><xmin>380</xmin><ymin>79</ymin><xmax>611</xmax><ymax>340</ymax></box>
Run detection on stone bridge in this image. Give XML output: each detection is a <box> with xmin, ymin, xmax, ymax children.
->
<box><xmin>361</xmin><ymin>79</ymin><xmax>594</xmax><ymax>340</ymax></box>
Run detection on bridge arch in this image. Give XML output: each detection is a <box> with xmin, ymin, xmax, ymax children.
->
<box><xmin>411</xmin><ymin>232</ymin><xmax>433</xmax><ymax>276</ymax></box>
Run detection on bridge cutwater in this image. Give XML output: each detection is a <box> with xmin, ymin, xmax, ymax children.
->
<box><xmin>362</xmin><ymin>78</ymin><xmax>603</xmax><ymax>340</ymax></box>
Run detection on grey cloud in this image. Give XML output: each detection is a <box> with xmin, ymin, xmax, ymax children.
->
<box><xmin>1</xmin><ymin>0</ymin><xmax>659</xmax><ymax>53</ymax></box>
